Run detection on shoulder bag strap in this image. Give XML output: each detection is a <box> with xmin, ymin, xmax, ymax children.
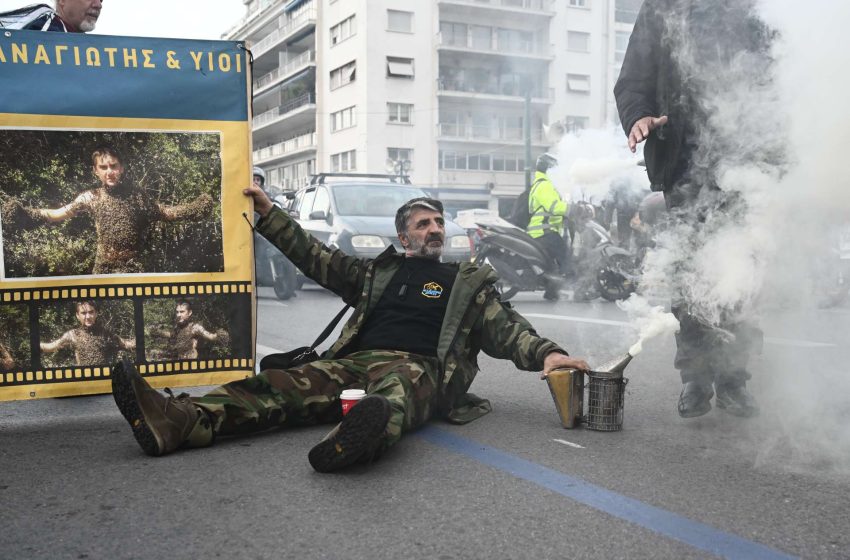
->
<box><xmin>308</xmin><ymin>305</ymin><xmax>350</xmax><ymax>351</ymax></box>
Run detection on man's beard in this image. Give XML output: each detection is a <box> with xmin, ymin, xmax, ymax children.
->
<box><xmin>407</xmin><ymin>234</ymin><xmax>443</xmax><ymax>260</ymax></box>
<box><xmin>79</xmin><ymin>18</ymin><xmax>97</xmax><ymax>32</ymax></box>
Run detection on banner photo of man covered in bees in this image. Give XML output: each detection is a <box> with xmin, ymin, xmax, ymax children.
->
<box><xmin>1</xmin><ymin>131</ymin><xmax>223</xmax><ymax>278</ymax></box>
<box><xmin>0</xmin><ymin>30</ymin><xmax>256</xmax><ymax>400</ymax></box>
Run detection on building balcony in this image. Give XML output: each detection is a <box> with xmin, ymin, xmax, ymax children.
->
<box><xmin>253</xmin><ymin>50</ymin><xmax>316</xmax><ymax>93</ymax></box>
<box><xmin>437</xmin><ymin>123</ymin><xmax>545</xmax><ymax>144</ymax></box>
<box><xmin>252</xmin><ymin>93</ymin><xmax>315</xmax><ymax>131</ymax></box>
<box><xmin>253</xmin><ymin>131</ymin><xmax>317</xmax><ymax>166</ymax></box>
<box><xmin>224</xmin><ymin>0</ymin><xmax>287</xmax><ymax>40</ymax></box>
<box><xmin>436</xmin><ymin>31</ymin><xmax>553</xmax><ymax>61</ymax></box>
<box><xmin>437</xmin><ymin>79</ymin><xmax>553</xmax><ymax>104</ymax></box>
<box><xmin>437</xmin><ymin>0</ymin><xmax>555</xmax><ymax>18</ymax></box>
<box><xmin>251</xmin><ymin>7</ymin><xmax>317</xmax><ymax>60</ymax></box>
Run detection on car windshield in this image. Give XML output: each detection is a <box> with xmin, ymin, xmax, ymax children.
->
<box><xmin>332</xmin><ymin>185</ymin><xmax>428</xmax><ymax>217</ymax></box>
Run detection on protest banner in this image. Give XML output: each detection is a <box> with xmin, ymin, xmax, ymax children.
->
<box><xmin>0</xmin><ymin>30</ymin><xmax>255</xmax><ymax>400</ymax></box>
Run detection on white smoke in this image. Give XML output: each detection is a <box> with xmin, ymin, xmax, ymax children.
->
<box><xmin>616</xmin><ymin>294</ymin><xmax>680</xmax><ymax>356</ymax></box>
<box><xmin>630</xmin><ymin>0</ymin><xmax>850</xmax><ymax>473</ymax></box>
<box><xmin>547</xmin><ymin>127</ymin><xmax>648</xmax><ymax>203</ymax></box>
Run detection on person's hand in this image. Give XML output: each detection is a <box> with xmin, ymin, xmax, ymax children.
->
<box><xmin>540</xmin><ymin>352</ymin><xmax>589</xmax><ymax>379</ymax></box>
<box><xmin>628</xmin><ymin>115</ymin><xmax>668</xmax><ymax>152</ymax></box>
<box><xmin>243</xmin><ymin>184</ymin><xmax>274</xmax><ymax>217</ymax></box>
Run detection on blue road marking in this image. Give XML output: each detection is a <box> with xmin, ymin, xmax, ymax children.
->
<box><xmin>417</xmin><ymin>426</ymin><xmax>798</xmax><ymax>560</ymax></box>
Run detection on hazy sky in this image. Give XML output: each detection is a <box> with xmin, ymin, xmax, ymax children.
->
<box><xmin>0</xmin><ymin>0</ymin><xmax>246</xmax><ymax>40</ymax></box>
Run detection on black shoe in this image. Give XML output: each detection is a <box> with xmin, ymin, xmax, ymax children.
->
<box><xmin>677</xmin><ymin>381</ymin><xmax>713</xmax><ymax>418</ymax></box>
<box><xmin>715</xmin><ymin>383</ymin><xmax>759</xmax><ymax>418</ymax></box>
<box><xmin>308</xmin><ymin>394</ymin><xmax>391</xmax><ymax>473</ymax></box>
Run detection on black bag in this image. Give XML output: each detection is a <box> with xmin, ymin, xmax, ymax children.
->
<box><xmin>507</xmin><ymin>178</ymin><xmax>544</xmax><ymax>228</ymax></box>
<box><xmin>507</xmin><ymin>187</ymin><xmax>531</xmax><ymax>228</ymax></box>
<box><xmin>258</xmin><ymin>305</ymin><xmax>350</xmax><ymax>371</ymax></box>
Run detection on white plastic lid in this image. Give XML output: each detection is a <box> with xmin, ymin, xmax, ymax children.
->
<box><xmin>340</xmin><ymin>389</ymin><xmax>366</xmax><ymax>400</ymax></box>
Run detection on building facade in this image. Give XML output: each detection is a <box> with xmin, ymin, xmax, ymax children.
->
<box><xmin>225</xmin><ymin>0</ymin><xmax>636</xmax><ymax>217</ymax></box>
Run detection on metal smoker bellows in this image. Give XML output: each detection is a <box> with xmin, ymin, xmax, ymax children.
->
<box><xmin>546</xmin><ymin>353</ymin><xmax>632</xmax><ymax>432</ymax></box>
<box><xmin>585</xmin><ymin>353</ymin><xmax>632</xmax><ymax>432</ymax></box>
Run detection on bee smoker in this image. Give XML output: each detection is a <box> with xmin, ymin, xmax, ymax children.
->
<box><xmin>545</xmin><ymin>353</ymin><xmax>633</xmax><ymax>431</ymax></box>
<box><xmin>545</xmin><ymin>368</ymin><xmax>584</xmax><ymax>429</ymax></box>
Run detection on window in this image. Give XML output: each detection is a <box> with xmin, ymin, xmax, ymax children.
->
<box><xmin>330</xmin><ymin>60</ymin><xmax>356</xmax><ymax>90</ymax></box>
<box><xmin>564</xmin><ymin>115</ymin><xmax>590</xmax><ymax>133</ymax></box>
<box><xmin>615</xmin><ymin>0</ymin><xmax>642</xmax><ymax>24</ymax></box>
<box><xmin>567</xmin><ymin>31</ymin><xmax>590</xmax><ymax>52</ymax></box>
<box><xmin>566</xmin><ymin>73</ymin><xmax>591</xmax><ymax>93</ymax></box>
<box><xmin>387</xmin><ymin>102</ymin><xmax>413</xmax><ymax>124</ymax></box>
<box><xmin>331</xmin><ymin>106</ymin><xmax>356</xmax><ymax>132</ymax></box>
<box><xmin>569</xmin><ymin>0</ymin><xmax>588</xmax><ymax>7</ymax></box>
<box><xmin>388</xmin><ymin>148</ymin><xmax>413</xmax><ymax>171</ymax></box>
<box><xmin>331</xmin><ymin>149</ymin><xmax>357</xmax><ymax>172</ymax></box>
<box><xmin>386</xmin><ymin>56</ymin><xmax>414</xmax><ymax>79</ymax></box>
<box><xmin>387</xmin><ymin>9</ymin><xmax>413</xmax><ymax>32</ymax></box>
<box><xmin>312</xmin><ymin>186</ymin><xmax>331</xmax><ymax>216</ymax></box>
<box><xmin>440</xmin><ymin>21</ymin><xmax>467</xmax><ymax>47</ymax></box>
<box><xmin>470</xmin><ymin>25</ymin><xmax>492</xmax><ymax>50</ymax></box>
<box><xmin>330</xmin><ymin>14</ymin><xmax>356</xmax><ymax>46</ymax></box>
<box><xmin>497</xmin><ymin>28</ymin><xmax>533</xmax><ymax>53</ymax></box>
<box><xmin>615</xmin><ymin>30</ymin><xmax>630</xmax><ymax>62</ymax></box>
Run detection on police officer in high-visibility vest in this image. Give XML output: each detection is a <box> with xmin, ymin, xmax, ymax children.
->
<box><xmin>526</xmin><ymin>153</ymin><xmax>571</xmax><ymax>301</ymax></box>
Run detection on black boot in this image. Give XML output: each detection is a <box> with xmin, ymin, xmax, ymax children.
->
<box><xmin>715</xmin><ymin>382</ymin><xmax>759</xmax><ymax>418</ymax></box>
<box><xmin>308</xmin><ymin>394</ymin><xmax>391</xmax><ymax>473</ymax></box>
<box><xmin>677</xmin><ymin>381</ymin><xmax>713</xmax><ymax>418</ymax></box>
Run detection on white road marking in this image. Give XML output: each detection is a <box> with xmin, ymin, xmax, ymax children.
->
<box><xmin>523</xmin><ymin>313</ymin><xmax>836</xmax><ymax>348</ymax></box>
<box><xmin>257</xmin><ymin>299</ymin><xmax>288</xmax><ymax>308</ymax></box>
<box><xmin>524</xmin><ymin>313</ymin><xmax>632</xmax><ymax>328</ymax></box>
<box><xmin>554</xmin><ymin>439</ymin><xmax>585</xmax><ymax>449</ymax></box>
<box><xmin>256</xmin><ymin>343</ymin><xmax>284</xmax><ymax>357</ymax></box>
<box><xmin>762</xmin><ymin>337</ymin><xmax>835</xmax><ymax>348</ymax></box>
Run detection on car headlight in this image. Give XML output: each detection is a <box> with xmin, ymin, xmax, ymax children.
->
<box><xmin>449</xmin><ymin>235</ymin><xmax>470</xmax><ymax>249</ymax></box>
<box><xmin>350</xmin><ymin>235</ymin><xmax>387</xmax><ymax>249</ymax></box>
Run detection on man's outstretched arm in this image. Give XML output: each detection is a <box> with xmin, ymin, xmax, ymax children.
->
<box><xmin>478</xmin><ymin>287</ymin><xmax>588</xmax><ymax>374</ymax></box>
<box><xmin>158</xmin><ymin>193</ymin><xmax>214</xmax><ymax>222</ymax></box>
<box><xmin>4</xmin><ymin>191</ymin><xmax>91</xmax><ymax>224</ymax></box>
<box><xmin>190</xmin><ymin>323</ymin><xmax>228</xmax><ymax>344</ymax></box>
<box><xmin>40</xmin><ymin>331</ymin><xmax>73</xmax><ymax>353</ymax></box>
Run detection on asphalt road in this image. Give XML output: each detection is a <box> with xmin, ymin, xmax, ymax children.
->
<box><xmin>1</xmin><ymin>285</ymin><xmax>849</xmax><ymax>559</ymax></box>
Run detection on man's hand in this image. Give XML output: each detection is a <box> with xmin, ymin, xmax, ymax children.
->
<box><xmin>541</xmin><ymin>352</ymin><xmax>589</xmax><ymax>379</ymax></box>
<box><xmin>628</xmin><ymin>115</ymin><xmax>668</xmax><ymax>152</ymax></box>
<box><xmin>243</xmin><ymin>184</ymin><xmax>274</xmax><ymax>218</ymax></box>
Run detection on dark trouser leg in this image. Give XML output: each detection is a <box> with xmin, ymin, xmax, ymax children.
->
<box><xmin>672</xmin><ymin>302</ymin><xmax>762</xmax><ymax>387</ymax></box>
<box><xmin>538</xmin><ymin>231</ymin><xmax>570</xmax><ymax>276</ymax></box>
<box><xmin>192</xmin><ymin>358</ymin><xmax>360</xmax><ymax>438</ymax></box>
<box><xmin>360</xmin><ymin>353</ymin><xmax>440</xmax><ymax>448</ymax></box>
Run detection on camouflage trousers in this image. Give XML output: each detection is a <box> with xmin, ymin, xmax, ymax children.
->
<box><xmin>187</xmin><ymin>350</ymin><xmax>442</xmax><ymax>449</ymax></box>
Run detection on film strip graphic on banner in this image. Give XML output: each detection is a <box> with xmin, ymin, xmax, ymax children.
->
<box><xmin>0</xmin><ymin>281</ymin><xmax>253</xmax><ymax>388</ymax></box>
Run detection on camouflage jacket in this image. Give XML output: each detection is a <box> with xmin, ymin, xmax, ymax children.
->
<box><xmin>257</xmin><ymin>207</ymin><xmax>567</xmax><ymax>423</ymax></box>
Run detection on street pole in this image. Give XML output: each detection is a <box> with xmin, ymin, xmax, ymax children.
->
<box><xmin>524</xmin><ymin>87</ymin><xmax>532</xmax><ymax>189</ymax></box>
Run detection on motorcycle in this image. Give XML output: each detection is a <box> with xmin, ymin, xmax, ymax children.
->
<box><xmin>253</xmin><ymin>207</ymin><xmax>298</xmax><ymax>301</ymax></box>
<box><xmin>473</xmin><ymin>202</ymin><xmax>638</xmax><ymax>302</ymax></box>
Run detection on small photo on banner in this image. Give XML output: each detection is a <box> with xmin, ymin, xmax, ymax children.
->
<box><xmin>38</xmin><ymin>298</ymin><xmax>135</xmax><ymax>369</ymax></box>
<box><xmin>0</xmin><ymin>303</ymin><xmax>30</xmax><ymax>373</ymax></box>
<box><xmin>0</xmin><ymin>129</ymin><xmax>224</xmax><ymax>279</ymax></box>
<box><xmin>144</xmin><ymin>296</ymin><xmax>246</xmax><ymax>363</ymax></box>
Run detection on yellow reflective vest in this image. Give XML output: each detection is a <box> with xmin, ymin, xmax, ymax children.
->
<box><xmin>526</xmin><ymin>171</ymin><xmax>568</xmax><ymax>238</ymax></box>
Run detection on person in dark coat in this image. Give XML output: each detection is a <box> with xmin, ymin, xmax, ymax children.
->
<box><xmin>614</xmin><ymin>0</ymin><xmax>775</xmax><ymax>419</ymax></box>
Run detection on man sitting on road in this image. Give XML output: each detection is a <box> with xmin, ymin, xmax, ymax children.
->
<box><xmin>111</xmin><ymin>187</ymin><xmax>588</xmax><ymax>473</ymax></box>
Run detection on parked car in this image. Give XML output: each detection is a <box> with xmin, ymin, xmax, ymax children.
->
<box><xmin>286</xmin><ymin>174</ymin><xmax>472</xmax><ymax>287</ymax></box>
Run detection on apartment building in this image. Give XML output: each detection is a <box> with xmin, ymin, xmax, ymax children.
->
<box><xmin>225</xmin><ymin>0</ymin><xmax>636</xmax><ymax>216</ymax></box>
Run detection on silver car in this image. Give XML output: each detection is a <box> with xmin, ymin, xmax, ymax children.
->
<box><xmin>286</xmin><ymin>174</ymin><xmax>472</xmax><ymax>262</ymax></box>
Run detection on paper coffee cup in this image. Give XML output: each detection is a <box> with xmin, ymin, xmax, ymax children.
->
<box><xmin>340</xmin><ymin>389</ymin><xmax>366</xmax><ymax>415</ymax></box>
